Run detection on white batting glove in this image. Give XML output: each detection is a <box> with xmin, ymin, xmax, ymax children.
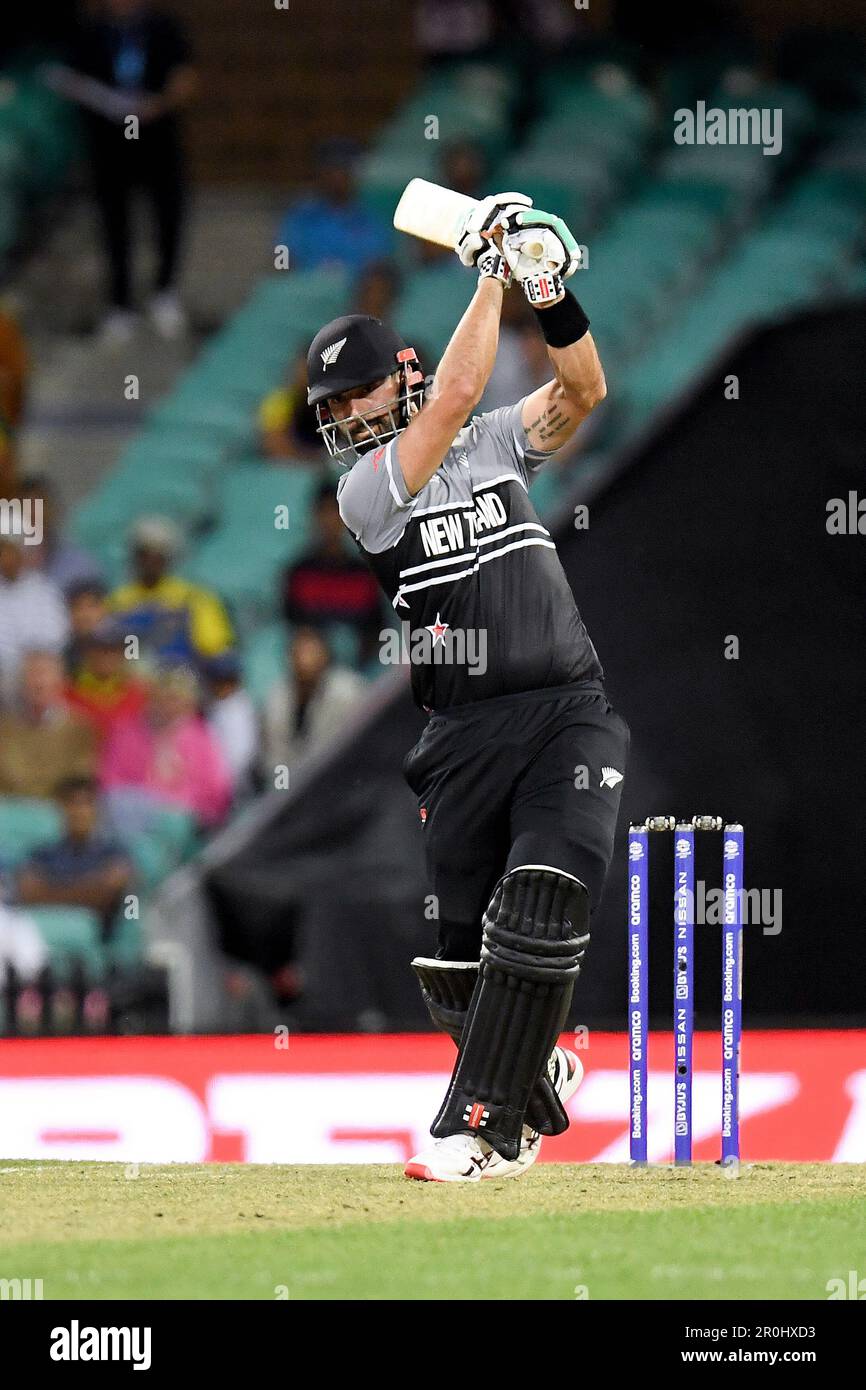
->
<box><xmin>502</xmin><ymin>209</ymin><xmax>581</xmax><ymax>279</ymax></box>
<box><xmin>455</xmin><ymin>191</ymin><xmax>533</xmax><ymax>268</ymax></box>
<box><xmin>476</xmin><ymin>243</ymin><xmax>512</xmax><ymax>287</ymax></box>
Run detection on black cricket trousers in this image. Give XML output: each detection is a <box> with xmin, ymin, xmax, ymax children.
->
<box><xmin>403</xmin><ymin>679</ymin><xmax>629</xmax><ymax>960</ymax></box>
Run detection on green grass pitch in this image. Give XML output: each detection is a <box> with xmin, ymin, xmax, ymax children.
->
<box><xmin>2</xmin><ymin>1161</ymin><xmax>864</xmax><ymax>1300</ymax></box>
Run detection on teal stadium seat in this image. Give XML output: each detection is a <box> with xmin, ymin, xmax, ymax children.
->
<box><xmin>487</xmin><ymin>156</ymin><xmax>613</xmax><ymax>235</ymax></box>
<box><xmin>105</xmin><ymin>913</ymin><xmax>142</xmax><ymax>970</ymax></box>
<box><xmin>182</xmin><ymin>465</ymin><xmax>318</xmax><ymax>623</ymax></box>
<box><xmin>27</xmin><ymin>907</ymin><xmax>107</xmax><ymax>981</ymax></box>
<box><xmin>0</xmin><ymin>798</ymin><xmax>62</xmax><ymax>866</ymax></box>
<box><xmin>242</xmin><ymin>621</ymin><xmax>288</xmax><ymax>705</ymax></box>
<box><xmin>71</xmin><ymin>269</ymin><xmax>348</xmax><ymax>567</ymax></box>
<box><xmin>393</xmin><ymin>261</ymin><xmax>474</xmax><ymax>361</ymax></box>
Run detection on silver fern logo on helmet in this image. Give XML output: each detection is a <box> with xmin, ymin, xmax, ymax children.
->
<box><xmin>320</xmin><ymin>337</ymin><xmax>347</xmax><ymax>369</ymax></box>
<box><xmin>307</xmin><ymin>315</ymin><xmax>426</xmax><ymax>467</ymax></box>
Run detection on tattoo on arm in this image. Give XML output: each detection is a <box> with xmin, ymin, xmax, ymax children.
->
<box><xmin>527</xmin><ymin>404</ymin><xmax>571</xmax><ymax>444</ymax></box>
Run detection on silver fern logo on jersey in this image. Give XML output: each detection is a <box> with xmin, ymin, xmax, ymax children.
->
<box><xmin>600</xmin><ymin>766</ymin><xmax>623</xmax><ymax>788</ymax></box>
<box><xmin>320</xmin><ymin>337</ymin><xmax>347</xmax><ymax>369</ymax></box>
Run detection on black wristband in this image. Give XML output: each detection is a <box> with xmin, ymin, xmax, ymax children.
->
<box><xmin>532</xmin><ymin>289</ymin><xmax>590</xmax><ymax>348</ymax></box>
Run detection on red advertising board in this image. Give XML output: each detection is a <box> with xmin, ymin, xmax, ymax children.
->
<box><xmin>0</xmin><ymin>1030</ymin><xmax>862</xmax><ymax>1164</ymax></box>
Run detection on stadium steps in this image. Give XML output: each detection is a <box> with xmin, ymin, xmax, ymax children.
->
<box><xmin>71</xmin><ymin>270</ymin><xmax>348</xmax><ymax>563</ymax></box>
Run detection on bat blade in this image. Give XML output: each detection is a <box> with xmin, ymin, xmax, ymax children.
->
<box><xmin>393</xmin><ymin>178</ymin><xmax>547</xmax><ymax>263</ymax></box>
<box><xmin>393</xmin><ymin>178</ymin><xmax>478</xmax><ymax>250</ymax></box>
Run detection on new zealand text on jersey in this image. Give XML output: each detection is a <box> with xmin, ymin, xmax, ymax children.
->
<box><xmin>419</xmin><ymin>490</ymin><xmax>508</xmax><ymax>557</ymax></box>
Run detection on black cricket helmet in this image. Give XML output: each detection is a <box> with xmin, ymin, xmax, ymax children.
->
<box><xmin>306</xmin><ymin>313</ymin><xmax>424</xmax><ymax>464</ymax></box>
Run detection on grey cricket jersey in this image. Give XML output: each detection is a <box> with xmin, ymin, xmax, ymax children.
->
<box><xmin>337</xmin><ymin>398</ymin><xmax>602</xmax><ymax>709</ymax></box>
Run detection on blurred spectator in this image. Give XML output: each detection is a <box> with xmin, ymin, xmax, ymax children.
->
<box><xmin>415</xmin><ymin>0</ymin><xmax>494</xmax><ymax>64</ymax></box>
<box><xmin>0</xmin><ymin>301</ymin><xmax>29</xmax><ymax>496</ymax></box>
<box><xmin>16</xmin><ymin>776</ymin><xmax>133</xmax><ymax>940</ymax></box>
<box><xmin>203</xmin><ymin>652</ymin><xmax>258</xmax><ymax>800</ymax></box>
<box><xmin>352</xmin><ymin>260</ymin><xmax>402</xmax><ymax>320</ymax></box>
<box><xmin>440</xmin><ymin>139</ymin><xmax>487</xmax><ymax>199</ymax></box>
<box><xmin>275</xmin><ymin>138</ymin><xmax>392</xmax><ymax>276</ymax></box>
<box><xmin>0</xmin><ymin>420</ymin><xmax>15</xmax><ymax>501</ymax></box>
<box><xmin>281</xmin><ymin>480</ymin><xmax>382</xmax><ymax>663</ymax></box>
<box><xmin>500</xmin><ymin>0</ymin><xmax>584</xmax><ymax>52</ymax></box>
<box><xmin>0</xmin><ymin>534</ymin><xmax>69</xmax><ymax>704</ymax></box>
<box><xmin>259</xmin><ymin>263</ymin><xmax>405</xmax><ymax>462</ymax></box>
<box><xmin>259</xmin><ymin>352</ymin><xmax>322</xmax><ymax>461</ymax></box>
<box><xmin>65</xmin><ymin>580</ymin><xmax>110</xmax><ymax>675</ymax></box>
<box><xmin>0</xmin><ymin>651</ymin><xmax>96</xmax><ymax>798</ymax></box>
<box><xmin>65</xmin><ymin>618</ymin><xmax>148</xmax><ymax>741</ymax></box>
<box><xmin>478</xmin><ymin>292</ymin><xmax>550</xmax><ymax>413</ymax></box>
<box><xmin>18</xmin><ymin>474</ymin><xmax>104</xmax><ymax>593</ymax></box>
<box><xmin>67</xmin><ymin>0</ymin><xmax>198</xmax><ymax>343</ymax></box>
<box><xmin>101</xmin><ymin>664</ymin><xmax>231</xmax><ymax>828</ymax></box>
<box><xmin>414</xmin><ymin>142</ymin><xmax>489</xmax><ymax>269</ymax></box>
<box><xmin>110</xmin><ymin>515</ymin><xmax>234</xmax><ymax>663</ymax></box>
<box><xmin>261</xmin><ymin>627</ymin><xmax>365</xmax><ymax>778</ymax></box>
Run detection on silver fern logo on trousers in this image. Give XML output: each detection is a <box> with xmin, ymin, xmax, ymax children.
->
<box><xmin>600</xmin><ymin>766</ymin><xmax>623</xmax><ymax>788</ymax></box>
<box><xmin>320</xmin><ymin>337</ymin><xmax>347</xmax><ymax>369</ymax></box>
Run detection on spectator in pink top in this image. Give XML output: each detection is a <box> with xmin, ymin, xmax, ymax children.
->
<box><xmin>101</xmin><ymin>663</ymin><xmax>231</xmax><ymax>829</ymax></box>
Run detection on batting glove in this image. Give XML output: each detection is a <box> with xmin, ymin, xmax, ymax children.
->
<box><xmin>476</xmin><ymin>243</ymin><xmax>512</xmax><ymax>288</ymax></box>
<box><xmin>521</xmin><ymin>270</ymin><xmax>565</xmax><ymax>306</ymax></box>
<box><xmin>456</xmin><ymin>191</ymin><xmax>533</xmax><ymax>268</ymax></box>
<box><xmin>501</xmin><ymin>209</ymin><xmax>582</xmax><ymax>296</ymax></box>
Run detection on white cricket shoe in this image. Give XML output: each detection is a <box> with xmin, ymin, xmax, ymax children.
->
<box><xmin>404</xmin><ymin>1131</ymin><xmax>495</xmax><ymax>1183</ymax></box>
<box><xmin>404</xmin><ymin>1047</ymin><xmax>584</xmax><ymax>1183</ymax></box>
<box><xmin>480</xmin><ymin>1047</ymin><xmax>584</xmax><ymax>1180</ymax></box>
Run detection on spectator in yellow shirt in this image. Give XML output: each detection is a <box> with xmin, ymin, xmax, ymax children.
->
<box><xmin>109</xmin><ymin>515</ymin><xmax>234</xmax><ymax>664</ymax></box>
<box><xmin>258</xmin><ymin>352</ymin><xmax>322</xmax><ymax>461</ymax></box>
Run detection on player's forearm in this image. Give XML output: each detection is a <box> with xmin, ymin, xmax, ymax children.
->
<box><xmin>432</xmin><ymin>278</ymin><xmax>503</xmax><ymax>410</ymax></box>
<box><xmin>545</xmin><ymin>330</ymin><xmax>606</xmax><ymax>413</ymax></box>
<box><xmin>394</xmin><ymin>277</ymin><xmax>503</xmax><ymax>496</ymax></box>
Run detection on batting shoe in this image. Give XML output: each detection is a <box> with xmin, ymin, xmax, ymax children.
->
<box><xmin>480</xmin><ymin>1047</ymin><xmax>584</xmax><ymax>1180</ymax></box>
<box><xmin>404</xmin><ymin>1132</ymin><xmax>495</xmax><ymax>1183</ymax></box>
<box><xmin>403</xmin><ymin>1048</ymin><xmax>584</xmax><ymax>1183</ymax></box>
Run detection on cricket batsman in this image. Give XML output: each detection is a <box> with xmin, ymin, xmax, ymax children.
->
<box><xmin>305</xmin><ymin>193</ymin><xmax>629</xmax><ymax>1181</ymax></box>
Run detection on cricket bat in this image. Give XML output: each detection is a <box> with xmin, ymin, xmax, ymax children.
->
<box><xmin>393</xmin><ymin>178</ymin><xmax>545</xmax><ymax>260</ymax></box>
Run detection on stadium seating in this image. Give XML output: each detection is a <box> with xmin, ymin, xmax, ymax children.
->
<box><xmin>70</xmin><ymin>59</ymin><xmax>866</xmax><ymax>624</ymax></box>
<box><xmin>56</xmin><ymin>57</ymin><xmax>866</xmax><ymax>990</ymax></box>
<box><xmin>360</xmin><ymin>63</ymin><xmax>516</xmax><ymax>224</ymax></box>
<box><xmin>0</xmin><ymin>796</ymin><xmax>196</xmax><ymax>978</ymax></box>
<box><xmin>0</xmin><ymin>798</ymin><xmax>63</xmax><ymax>865</ymax></box>
<box><xmin>26</xmin><ymin>906</ymin><xmax>105</xmax><ymax>981</ymax></box>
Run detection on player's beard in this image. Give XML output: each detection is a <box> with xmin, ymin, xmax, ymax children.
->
<box><xmin>342</xmin><ymin>401</ymin><xmax>399</xmax><ymax>448</ymax></box>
